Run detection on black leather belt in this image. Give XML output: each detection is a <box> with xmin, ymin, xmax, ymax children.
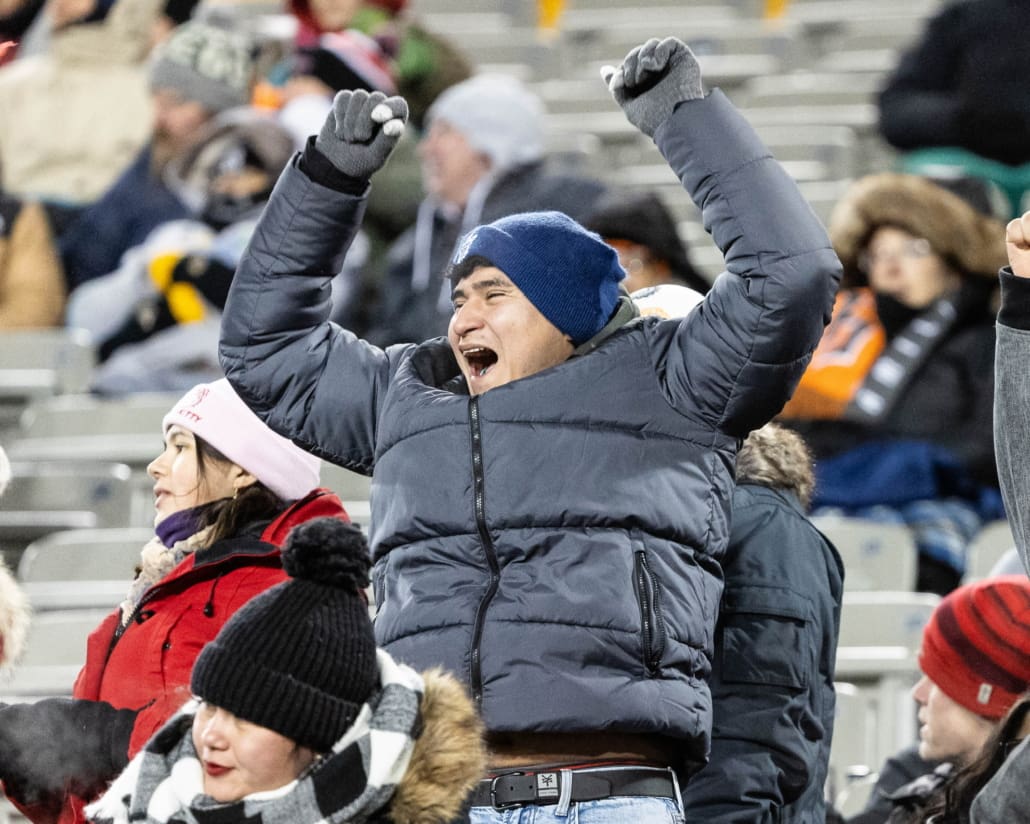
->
<box><xmin>469</xmin><ymin>766</ymin><xmax>678</xmax><ymax>810</ymax></box>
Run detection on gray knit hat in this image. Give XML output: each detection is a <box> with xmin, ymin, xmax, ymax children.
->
<box><xmin>426</xmin><ymin>73</ymin><xmax>545</xmax><ymax>172</ymax></box>
<box><xmin>149</xmin><ymin>21</ymin><xmax>254</xmax><ymax>113</ymax></box>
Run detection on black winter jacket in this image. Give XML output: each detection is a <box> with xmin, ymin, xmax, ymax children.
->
<box><xmin>878</xmin><ymin>0</ymin><xmax>1030</xmax><ymax>166</ymax></box>
<box><xmin>681</xmin><ymin>483</ymin><xmax>843</xmax><ymax>822</ymax></box>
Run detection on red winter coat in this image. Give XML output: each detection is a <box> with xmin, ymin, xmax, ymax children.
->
<box><xmin>12</xmin><ymin>489</ymin><xmax>349</xmax><ymax>824</ymax></box>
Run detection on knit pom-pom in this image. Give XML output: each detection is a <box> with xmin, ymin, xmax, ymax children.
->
<box><xmin>282</xmin><ymin>517</ymin><xmax>371</xmax><ymax>590</ymax></box>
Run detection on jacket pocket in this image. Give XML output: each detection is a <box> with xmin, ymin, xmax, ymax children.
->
<box><xmin>634</xmin><ymin>550</ymin><xmax>667</xmax><ymax>675</ymax></box>
<box><xmin>718</xmin><ymin>584</ymin><xmax>811</xmax><ymax>690</ymax></box>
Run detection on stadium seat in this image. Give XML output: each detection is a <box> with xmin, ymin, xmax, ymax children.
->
<box><xmin>836</xmin><ymin>591</ymin><xmax>939</xmax><ymax>772</ymax></box>
<box><xmin>965</xmin><ymin>520</ymin><xmax>1017</xmax><ymax>582</ymax></box>
<box><xmin>0</xmin><ymin>329</ymin><xmax>95</xmax><ymax>437</ymax></box>
<box><xmin>0</xmin><ymin>608</ymin><xmax>109</xmax><ymax>701</ymax></box>
<box><xmin>811</xmin><ymin>515</ymin><xmax>919</xmax><ymax>592</ymax></box>
<box><xmin>0</xmin><ymin>462</ymin><xmax>138</xmax><ymax>570</ymax></box>
<box><xmin>17</xmin><ymin>527</ymin><xmax>151</xmax><ymax>612</ymax></box>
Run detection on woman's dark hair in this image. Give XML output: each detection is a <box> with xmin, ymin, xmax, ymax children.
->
<box><xmin>192</xmin><ymin>435</ymin><xmax>286</xmax><ymax>546</ymax></box>
<box><xmin>899</xmin><ymin>695</ymin><xmax>1030</xmax><ymax>824</ymax></box>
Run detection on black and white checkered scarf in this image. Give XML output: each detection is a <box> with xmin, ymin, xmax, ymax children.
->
<box><xmin>87</xmin><ymin>650</ymin><xmax>424</xmax><ymax>824</ymax></box>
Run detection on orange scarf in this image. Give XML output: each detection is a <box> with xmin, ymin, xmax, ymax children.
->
<box><xmin>780</xmin><ymin>288</ymin><xmax>885</xmax><ymax>420</ymax></box>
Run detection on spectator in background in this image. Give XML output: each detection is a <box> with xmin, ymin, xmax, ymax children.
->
<box><xmin>0</xmin><ymin>0</ymin><xmax>163</xmax><ymax>215</ymax></box>
<box><xmin>584</xmin><ymin>188</ymin><xmax>711</xmax><ymax>296</ymax></box>
<box><xmin>65</xmin><ymin>108</ymin><xmax>295</xmax><ymax>394</ymax></box>
<box><xmin>366</xmin><ymin>73</ymin><xmax>608</xmax><ymax>345</ymax></box>
<box><xmin>0</xmin><ymin>444</ymin><xmax>30</xmax><ymax>677</ymax></box>
<box><xmin>0</xmin><ymin>185</ymin><xmax>65</xmax><ymax>328</ymax></box>
<box><xmin>846</xmin><ymin>576</ymin><xmax>1030</xmax><ymax>824</ymax></box>
<box><xmin>681</xmin><ymin>422</ymin><xmax>843</xmax><ymax>823</ymax></box>
<box><xmin>909</xmin><ymin>696</ymin><xmax>1030</xmax><ymax>824</ymax></box>
<box><xmin>58</xmin><ymin>19</ymin><xmax>256</xmax><ymax>291</ymax></box>
<box><xmin>86</xmin><ymin>517</ymin><xmax>485</xmax><ymax>824</ymax></box>
<box><xmin>0</xmin><ymin>379</ymin><xmax>348</xmax><ymax>824</ymax></box>
<box><xmin>287</xmin><ymin>0</ymin><xmax>471</xmax><ymax>131</ymax></box>
<box><xmin>878</xmin><ymin>0</ymin><xmax>1030</xmax><ymax>218</ymax></box>
<box><xmin>252</xmin><ymin>25</ymin><xmax>412</xmax><ymax>327</ymax></box>
<box><xmin>257</xmin><ymin>1</ymin><xmax>474</xmax><ymax>337</ymax></box>
<box><xmin>778</xmin><ymin>173</ymin><xmax>1007</xmax><ymax>595</ymax></box>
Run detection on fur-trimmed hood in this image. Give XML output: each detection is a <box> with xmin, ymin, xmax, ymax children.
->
<box><xmin>828</xmin><ymin>173</ymin><xmax>1008</xmax><ymax>288</ymax></box>
<box><xmin>736</xmin><ymin>423</ymin><xmax>815</xmax><ymax>509</ymax></box>
<box><xmin>87</xmin><ymin>661</ymin><xmax>484</xmax><ymax>824</ymax></box>
<box><xmin>0</xmin><ymin>561</ymin><xmax>29</xmax><ymax>670</ymax></box>
<box><xmin>387</xmin><ymin>668</ymin><xmax>485</xmax><ymax>823</ymax></box>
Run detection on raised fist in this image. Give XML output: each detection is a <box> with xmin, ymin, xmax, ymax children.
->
<box><xmin>315</xmin><ymin>89</ymin><xmax>409</xmax><ymax>180</ymax></box>
<box><xmin>601</xmin><ymin>37</ymin><xmax>704</xmax><ymax>138</ymax></box>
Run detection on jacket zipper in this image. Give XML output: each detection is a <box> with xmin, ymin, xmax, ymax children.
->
<box><xmin>635</xmin><ymin>550</ymin><xmax>666</xmax><ymax>674</ymax></box>
<box><xmin>468</xmin><ymin>396</ymin><xmax>500</xmax><ymax>705</ymax></box>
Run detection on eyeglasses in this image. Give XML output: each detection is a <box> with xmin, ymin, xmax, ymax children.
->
<box><xmin>858</xmin><ymin>237</ymin><xmax>933</xmax><ymax>271</ymax></box>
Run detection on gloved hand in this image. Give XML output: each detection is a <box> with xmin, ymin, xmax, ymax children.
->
<box><xmin>600</xmin><ymin>37</ymin><xmax>704</xmax><ymax>138</ymax></box>
<box><xmin>0</xmin><ymin>699</ymin><xmax>136</xmax><ymax>807</ymax></box>
<box><xmin>315</xmin><ymin>89</ymin><xmax>409</xmax><ymax>180</ymax></box>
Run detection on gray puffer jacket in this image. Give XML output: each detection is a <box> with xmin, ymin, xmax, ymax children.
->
<box><xmin>220</xmin><ymin>90</ymin><xmax>841</xmax><ymax>766</ymax></box>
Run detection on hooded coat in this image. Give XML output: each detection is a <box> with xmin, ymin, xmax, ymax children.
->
<box><xmin>780</xmin><ymin>173</ymin><xmax>1006</xmax><ymax>490</ymax></box>
<box><xmin>220</xmin><ymin>89</ymin><xmax>841</xmax><ymax>770</ymax></box>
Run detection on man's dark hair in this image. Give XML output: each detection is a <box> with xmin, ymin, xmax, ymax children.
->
<box><xmin>445</xmin><ymin>254</ymin><xmax>496</xmax><ymax>287</ymax></box>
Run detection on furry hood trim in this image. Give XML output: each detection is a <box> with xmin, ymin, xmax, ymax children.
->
<box><xmin>388</xmin><ymin>668</ymin><xmax>485</xmax><ymax>823</ymax></box>
<box><xmin>827</xmin><ymin>173</ymin><xmax>1008</xmax><ymax>288</ymax></box>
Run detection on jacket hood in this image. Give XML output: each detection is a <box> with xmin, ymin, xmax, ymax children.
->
<box><xmin>828</xmin><ymin>173</ymin><xmax>1008</xmax><ymax>288</ymax></box>
<box><xmin>735</xmin><ymin>423</ymin><xmax>815</xmax><ymax>509</ymax></box>
<box><xmin>387</xmin><ymin>668</ymin><xmax>485</xmax><ymax>823</ymax></box>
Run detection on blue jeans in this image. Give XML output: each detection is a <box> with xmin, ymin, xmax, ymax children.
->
<box><xmin>470</xmin><ymin>797</ymin><xmax>685</xmax><ymax>823</ymax></box>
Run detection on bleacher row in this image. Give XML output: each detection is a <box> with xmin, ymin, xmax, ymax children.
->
<box><xmin>0</xmin><ymin>0</ymin><xmax>997</xmax><ymax>818</ymax></box>
<box><xmin>405</xmin><ymin>0</ymin><xmax>948</xmax><ymax>282</ymax></box>
<box><xmin>0</xmin><ymin>325</ymin><xmax>1018</xmax><ymax>818</ymax></box>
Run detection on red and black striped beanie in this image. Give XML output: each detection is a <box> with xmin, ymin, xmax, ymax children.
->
<box><xmin>918</xmin><ymin>575</ymin><xmax>1030</xmax><ymax>720</ymax></box>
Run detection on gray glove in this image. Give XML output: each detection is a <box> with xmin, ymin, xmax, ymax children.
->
<box><xmin>601</xmin><ymin>37</ymin><xmax>704</xmax><ymax>138</ymax></box>
<box><xmin>315</xmin><ymin>89</ymin><xmax>409</xmax><ymax>180</ymax></box>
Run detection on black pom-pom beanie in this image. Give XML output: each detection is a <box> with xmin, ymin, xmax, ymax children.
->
<box><xmin>190</xmin><ymin>517</ymin><xmax>377</xmax><ymax>752</ymax></box>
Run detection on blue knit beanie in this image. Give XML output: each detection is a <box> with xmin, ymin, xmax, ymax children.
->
<box><xmin>451</xmin><ymin>211</ymin><xmax>625</xmax><ymax>345</ymax></box>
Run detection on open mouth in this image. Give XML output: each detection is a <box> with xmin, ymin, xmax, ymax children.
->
<box><xmin>463</xmin><ymin>347</ymin><xmax>498</xmax><ymax>378</ymax></box>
